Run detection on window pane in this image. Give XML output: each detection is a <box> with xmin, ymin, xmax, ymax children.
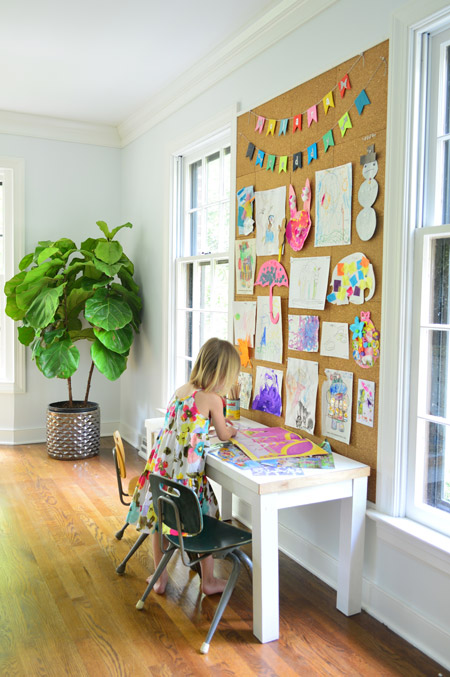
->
<box><xmin>190</xmin><ymin>160</ymin><xmax>202</xmax><ymax>210</ymax></box>
<box><xmin>421</xmin><ymin>329</ymin><xmax>449</xmax><ymax>418</ymax></box>
<box><xmin>442</xmin><ymin>140</ymin><xmax>450</xmax><ymax>224</ymax></box>
<box><xmin>214</xmin><ymin>259</ymin><xmax>229</xmax><ymax>309</ymax></box>
<box><xmin>428</xmin><ymin>237</ymin><xmax>450</xmax><ymax>325</ymax></box>
<box><xmin>199</xmin><ymin>262</ymin><xmax>211</xmax><ymax>309</ymax></box>
<box><xmin>190</xmin><ymin>209</ymin><xmax>204</xmax><ymax>256</ymax></box>
<box><xmin>206</xmin><ymin>151</ymin><xmax>220</xmax><ymax>203</ymax></box>
<box><xmin>223</xmin><ymin>147</ymin><xmax>231</xmax><ymax>198</ymax></box>
<box><xmin>206</xmin><ymin>206</ymin><xmax>220</xmax><ymax>252</ymax></box>
<box><xmin>417</xmin><ymin>419</ymin><xmax>450</xmax><ymax>511</ymax></box>
<box><xmin>445</xmin><ymin>45</ymin><xmax>450</xmax><ymax>135</ymax></box>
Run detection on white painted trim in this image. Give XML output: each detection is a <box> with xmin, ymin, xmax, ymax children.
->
<box><xmin>0</xmin><ymin>110</ymin><xmax>121</xmax><ymax>148</ymax></box>
<box><xmin>117</xmin><ymin>0</ymin><xmax>338</xmax><ymax>147</ymax></box>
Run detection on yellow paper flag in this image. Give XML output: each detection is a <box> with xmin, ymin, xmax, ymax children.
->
<box><xmin>323</xmin><ymin>91</ymin><xmax>335</xmax><ymax>114</ymax></box>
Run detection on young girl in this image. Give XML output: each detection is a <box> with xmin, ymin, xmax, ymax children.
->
<box><xmin>126</xmin><ymin>337</ymin><xmax>240</xmax><ymax>595</ymax></box>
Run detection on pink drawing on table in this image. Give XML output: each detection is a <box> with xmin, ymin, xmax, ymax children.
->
<box><xmin>286</xmin><ymin>180</ymin><xmax>312</xmax><ymax>251</ymax></box>
<box><xmin>350</xmin><ymin>311</ymin><xmax>380</xmax><ymax>368</ymax></box>
<box><xmin>254</xmin><ymin>260</ymin><xmax>288</xmax><ymax>324</ymax></box>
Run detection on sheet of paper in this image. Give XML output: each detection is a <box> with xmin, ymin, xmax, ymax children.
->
<box><xmin>356</xmin><ymin>378</ymin><xmax>375</xmax><ymax>427</ymax></box>
<box><xmin>233</xmin><ymin>301</ymin><xmax>256</xmax><ymax>347</ymax></box>
<box><xmin>289</xmin><ymin>256</ymin><xmax>330</xmax><ymax>310</ymax></box>
<box><xmin>255</xmin><ymin>296</ymin><xmax>283</xmax><ymax>363</ymax></box>
<box><xmin>288</xmin><ymin>314</ymin><xmax>319</xmax><ymax>352</ymax></box>
<box><xmin>315</xmin><ymin>163</ymin><xmax>352</xmax><ymax>246</ymax></box>
<box><xmin>320</xmin><ymin>322</ymin><xmax>349</xmax><ymax>359</ymax></box>
<box><xmin>235</xmin><ymin>239</ymin><xmax>256</xmax><ymax>295</ymax></box>
<box><xmin>236</xmin><ymin>185</ymin><xmax>255</xmax><ymax>236</ymax></box>
<box><xmin>285</xmin><ymin>357</ymin><xmax>318</xmax><ymax>435</ymax></box>
<box><xmin>238</xmin><ymin>371</ymin><xmax>253</xmax><ymax>410</ymax></box>
<box><xmin>252</xmin><ymin>366</ymin><xmax>283</xmax><ymax>417</ymax></box>
<box><xmin>255</xmin><ymin>186</ymin><xmax>287</xmax><ymax>256</ymax></box>
<box><xmin>327</xmin><ymin>252</ymin><xmax>375</xmax><ymax>305</ymax></box>
<box><xmin>233</xmin><ymin>426</ymin><xmax>326</xmax><ymax>460</ymax></box>
<box><xmin>322</xmin><ymin>368</ymin><xmax>353</xmax><ymax>444</ymax></box>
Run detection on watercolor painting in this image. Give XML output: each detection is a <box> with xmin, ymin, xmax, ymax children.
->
<box><xmin>322</xmin><ymin>369</ymin><xmax>353</xmax><ymax>444</ymax></box>
<box><xmin>252</xmin><ymin>366</ymin><xmax>283</xmax><ymax>417</ymax></box>
<box><xmin>235</xmin><ymin>239</ymin><xmax>256</xmax><ymax>295</ymax></box>
<box><xmin>289</xmin><ymin>256</ymin><xmax>330</xmax><ymax>310</ymax></box>
<box><xmin>233</xmin><ymin>427</ymin><xmax>326</xmax><ymax>460</ymax></box>
<box><xmin>356</xmin><ymin>378</ymin><xmax>375</xmax><ymax>427</ymax></box>
<box><xmin>255</xmin><ymin>186</ymin><xmax>287</xmax><ymax>256</ymax></box>
<box><xmin>285</xmin><ymin>357</ymin><xmax>318</xmax><ymax>435</ymax></box>
<box><xmin>327</xmin><ymin>252</ymin><xmax>375</xmax><ymax>305</ymax></box>
<box><xmin>288</xmin><ymin>315</ymin><xmax>319</xmax><ymax>352</ymax></box>
<box><xmin>255</xmin><ymin>296</ymin><xmax>283</xmax><ymax>363</ymax></box>
<box><xmin>315</xmin><ymin>162</ymin><xmax>352</xmax><ymax>247</ymax></box>
<box><xmin>320</xmin><ymin>322</ymin><xmax>349</xmax><ymax>359</ymax></box>
<box><xmin>233</xmin><ymin>301</ymin><xmax>256</xmax><ymax>348</ymax></box>
<box><xmin>238</xmin><ymin>371</ymin><xmax>253</xmax><ymax>410</ymax></box>
<box><xmin>236</xmin><ymin>185</ymin><xmax>255</xmax><ymax>236</ymax></box>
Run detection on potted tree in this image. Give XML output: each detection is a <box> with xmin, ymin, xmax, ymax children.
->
<box><xmin>3</xmin><ymin>220</ymin><xmax>142</xmax><ymax>460</ymax></box>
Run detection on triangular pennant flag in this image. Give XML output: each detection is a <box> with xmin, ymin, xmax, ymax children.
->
<box><xmin>279</xmin><ymin>118</ymin><xmax>289</xmax><ymax>135</ymax></box>
<box><xmin>323</xmin><ymin>129</ymin><xmax>335</xmax><ymax>153</ymax></box>
<box><xmin>255</xmin><ymin>115</ymin><xmax>265</xmax><ymax>133</ymax></box>
<box><xmin>293</xmin><ymin>152</ymin><xmax>302</xmax><ymax>171</ymax></box>
<box><xmin>307</xmin><ymin>143</ymin><xmax>317</xmax><ymax>164</ymax></box>
<box><xmin>323</xmin><ymin>91</ymin><xmax>335</xmax><ymax>114</ymax></box>
<box><xmin>266</xmin><ymin>119</ymin><xmax>277</xmax><ymax>136</ymax></box>
<box><xmin>266</xmin><ymin>154</ymin><xmax>276</xmax><ymax>171</ymax></box>
<box><xmin>292</xmin><ymin>114</ymin><xmax>302</xmax><ymax>133</ymax></box>
<box><xmin>355</xmin><ymin>89</ymin><xmax>371</xmax><ymax>115</ymax></box>
<box><xmin>339</xmin><ymin>73</ymin><xmax>351</xmax><ymax>98</ymax></box>
<box><xmin>338</xmin><ymin>112</ymin><xmax>352</xmax><ymax>136</ymax></box>
<box><xmin>255</xmin><ymin>149</ymin><xmax>265</xmax><ymax>167</ymax></box>
<box><xmin>279</xmin><ymin>156</ymin><xmax>288</xmax><ymax>173</ymax></box>
<box><xmin>246</xmin><ymin>142</ymin><xmax>256</xmax><ymax>160</ymax></box>
<box><xmin>307</xmin><ymin>105</ymin><xmax>318</xmax><ymax>127</ymax></box>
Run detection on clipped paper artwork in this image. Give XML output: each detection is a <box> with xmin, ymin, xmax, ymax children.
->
<box><xmin>233</xmin><ymin>301</ymin><xmax>256</xmax><ymax>348</ymax></box>
<box><xmin>320</xmin><ymin>322</ymin><xmax>349</xmax><ymax>359</ymax></box>
<box><xmin>233</xmin><ymin>426</ymin><xmax>327</xmax><ymax>461</ymax></box>
<box><xmin>238</xmin><ymin>371</ymin><xmax>253</xmax><ymax>410</ymax></box>
<box><xmin>285</xmin><ymin>357</ymin><xmax>318</xmax><ymax>435</ymax></box>
<box><xmin>254</xmin><ymin>259</ymin><xmax>288</xmax><ymax>324</ymax></box>
<box><xmin>327</xmin><ymin>252</ymin><xmax>375</xmax><ymax>305</ymax></box>
<box><xmin>288</xmin><ymin>315</ymin><xmax>319</xmax><ymax>352</ymax></box>
<box><xmin>315</xmin><ymin>163</ymin><xmax>352</xmax><ymax>247</ymax></box>
<box><xmin>255</xmin><ymin>186</ymin><xmax>287</xmax><ymax>256</ymax></box>
<box><xmin>235</xmin><ymin>239</ymin><xmax>256</xmax><ymax>294</ymax></box>
<box><xmin>236</xmin><ymin>185</ymin><xmax>255</xmax><ymax>236</ymax></box>
<box><xmin>322</xmin><ymin>369</ymin><xmax>353</xmax><ymax>444</ymax></box>
<box><xmin>356</xmin><ymin>146</ymin><xmax>379</xmax><ymax>241</ymax></box>
<box><xmin>252</xmin><ymin>366</ymin><xmax>283</xmax><ymax>417</ymax></box>
<box><xmin>350</xmin><ymin>311</ymin><xmax>380</xmax><ymax>368</ymax></box>
<box><xmin>286</xmin><ymin>180</ymin><xmax>312</xmax><ymax>251</ymax></box>
<box><xmin>356</xmin><ymin>378</ymin><xmax>375</xmax><ymax>427</ymax></box>
<box><xmin>255</xmin><ymin>296</ymin><xmax>283</xmax><ymax>363</ymax></box>
<box><xmin>289</xmin><ymin>256</ymin><xmax>330</xmax><ymax>310</ymax></box>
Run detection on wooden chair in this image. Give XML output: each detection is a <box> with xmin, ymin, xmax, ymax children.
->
<box><xmin>112</xmin><ymin>430</ymin><xmax>140</xmax><ymax>540</ymax></box>
<box><xmin>135</xmin><ymin>473</ymin><xmax>252</xmax><ymax>654</ymax></box>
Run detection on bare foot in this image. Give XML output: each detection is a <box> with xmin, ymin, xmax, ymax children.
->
<box><xmin>201</xmin><ymin>577</ymin><xmax>227</xmax><ymax>595</ymax></box>
<box><xmin>147</xmin><ymin>571</ymin><xmax>168</xmax><ymax>595</ymax></box>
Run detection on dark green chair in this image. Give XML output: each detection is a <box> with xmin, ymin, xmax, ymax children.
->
<box><xmin>135</xmin><ymin>473</ymin><xmax>252</xmax><ymax>654</ymax></box>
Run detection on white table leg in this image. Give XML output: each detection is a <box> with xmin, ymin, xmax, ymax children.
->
<box><xmin>252</xmin><ymin>495</ymin><xmax>279</xmax><ymax>642</ymax></box>
<box><xmin>336</xmin><ymin>476</ymin><xmax>368</xmax><ymax>615</ymax></box>
<box><xmin>218</xmin><ymin>485</ymin><xmax>233</xmax><ymax>521</ymax></box>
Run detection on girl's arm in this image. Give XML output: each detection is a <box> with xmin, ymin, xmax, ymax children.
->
<box><xmin>208</xmin><ymin>392</ymin><xmax>237</xmax><ymax>441</ymax></box>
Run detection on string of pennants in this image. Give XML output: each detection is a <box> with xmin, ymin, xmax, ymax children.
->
<box><xmin>243</xmin><ymin>55</ymin><xmax>387</xmax><ymax>173</ymax></box>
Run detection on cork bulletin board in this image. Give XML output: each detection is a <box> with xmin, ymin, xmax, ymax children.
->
<box><xmin>234</xmin><ymin>40</ymin><xmax>388</xmax><ymax>502</ymax></box>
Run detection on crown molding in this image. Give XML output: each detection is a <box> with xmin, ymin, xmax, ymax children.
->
<box><xmin>0</xmin><ymin>110</ymin><xmax>121</xmax><ymax>148</ymax></box>
<box><xmin>118</xmin><ymin>0</ymin><xmax>338</xmax><ymax>147</ymax></box>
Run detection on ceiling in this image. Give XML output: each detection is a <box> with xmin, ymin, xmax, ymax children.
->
<box><xmin>0</xmin><ymin>0</ymin><xmax>281</xmax><ymax>128</ymax></box>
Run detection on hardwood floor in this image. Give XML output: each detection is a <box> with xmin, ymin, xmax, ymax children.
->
<box><xmin>0</xmin><ymin>437</ymin><xmax>447</xmax><ymax>677</ymax></box>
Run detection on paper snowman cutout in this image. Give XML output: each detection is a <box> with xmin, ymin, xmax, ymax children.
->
<box><xmin>356</xmin><ymin>146</ymin><xmax>378</xmax><ymax>241</ymax></box>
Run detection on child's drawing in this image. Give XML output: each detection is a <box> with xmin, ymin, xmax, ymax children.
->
<box><xmin>285</xmin><ymin>357</ymin><xmax>318</xmax><ymax>434</ymax></box>
<box><xmin>255</xmin><ymin>296</ymin><xmax>283</xmax><ymax>363</ymax></box>
<box><xmin>255</xmin><ymin>186</ymin><xmax>287</xmax><ymax>256</ymax></box>
<box><xmin>236</xmin><ymin>185</ymin><xmax>255</xmax><ymax>236</ymax></box>
<box><xmin>320</xmin><ymin>322</ymin><xmax>349</xmax><ymax>359</ymax></box>
<box><xmin>235</xmin><ymin>239</ymin><xmax>256</xmax><ymax>294</ymax></box>
<box><xmin>238</xmin><ymin>371</ymin><xmax>253</xmax><ymax>410</ymax></box>
<box><xmin>327</xmin><ymin>252</ymin><xmax>375</xmax><ymax>305</ymax></box>
<box><xmin>322</xmin><ymin>369</ymin><xmax>353</xmax><ymax>444</ymax></box>
<box><xmin>356</xmin><ymin>378</ymin><xmax>375</xmax><ymax>427</ymax></box>
<box><xmin>350</xmin><ymin>311</ymin><xmax>380</xmax><ymax>367</ymax></box>
<box><xmin>288</xmin><ymin>315</ymin><xmax>319</xmax><ymax>352</ymax></box>
<box><xmin>233</xmin><ymin>301</ymin><xmax>256</xmax><ymax>347</ymax></box>
<box><xmin>289</xmin><ymin>256</ymin><xmax>330</xmax><ymax>310</ymax></box>
<box><xmin>315</xmin><ymin>163</ymin><xmax>352</xmax><ymax>246</ymax></box>
<box><xmin>252</xmin><ymin>366</ymin><xmax>283</xmax><ymax>417</ymax></box>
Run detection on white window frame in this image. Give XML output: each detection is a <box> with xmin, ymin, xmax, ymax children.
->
<box><xmin>0</xmin><ymin>157</ymin><xmax>25</xmax><ymax>393</ymax></box>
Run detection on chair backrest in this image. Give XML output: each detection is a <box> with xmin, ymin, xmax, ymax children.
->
<box><xmin>113</xmin><ymin>430</ymin><xmax>126</xmax><ymax>479</ymax></box>
<box><xmin>149</xmin><ymin>474</ymin><xmax>203</xmax><ymax>536</ymax></box>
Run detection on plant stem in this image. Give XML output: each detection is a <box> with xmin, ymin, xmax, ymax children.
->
<box><xmin>68</xmin><ymin>377</ymin><xmax>73</xmax><ymax>407</ymax></box>
<box><xmin>84</xmin><ymin>361</ymin><xmax>95</xmax><ymax>405</ymax></box>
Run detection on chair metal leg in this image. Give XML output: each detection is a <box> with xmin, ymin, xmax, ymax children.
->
<box><xmin>136</xmin><ymin>549</ymin><xmax>175</xmax><ymax>609</ymax></box>
<box><xmin>116</xmin><ymin>532</ymin><xmax>149</xmax><ymax>574</ymax></box>
<box><xmin>115</xmin><ymin>521</ymin><xmax>130</xmax><ymax>540</ymax></box>
<box><xmin>200</xmin><ymin>552</ymin><xmax>241</xmax><ymax>654</ymax></box>
<box><xmin>235</xmin><ymin>549</ymin><xmax>253</xmax><ymax>583</ymax></box>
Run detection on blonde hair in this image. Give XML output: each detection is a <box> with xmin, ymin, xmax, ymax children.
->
<box><xmin>189</xmin><ymin>338</ymin><xmax>240</xmax><ymax>395</ymax></box>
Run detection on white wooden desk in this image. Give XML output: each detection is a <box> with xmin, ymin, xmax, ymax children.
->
<box><xmin>206</xmin><ymin>422</ymin><xmax>370</xmax><ymax>644</ymax></box>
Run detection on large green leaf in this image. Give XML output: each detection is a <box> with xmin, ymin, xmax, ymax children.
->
<box><xmin>5</xmin><ymin>295</ymin><xmax>26</xmax><ymax>321</ymax></box>
<box><xmin>43</xmin><ymin>328</ymin><xmax>66</xmax><ymax>345</ymax></box>
<box><xmin>117</xmin><ymin>268</ymin><xmax>139</xmax><ymax>293</ymax></box>
<box><xmin>91</xmin><ymin>339</ymin><xmax>127</xmax><ymax>380</ymax></box>
<box><xmin>110</xmin><ymin>222</ymin><xmax>132</xmax><ymax>239</ymax></box>
<box><xmin>37</xmin><ymin>339</ymin><xmax>80</xmax><ymax>379</ymax></box>
<box><xmin>4</xmin><ymin>271</ymin><xmax>26</xmax><ymax>296</ymax></box>
<box><xmin>95</xmin><ymin>240</ymin><xmax>123</xmax><ymax>265</ymax></box>
<box><xmin>93</xmin><ymin>323</ymin><xmax>133</xmax><ymax>354</ymax></box>
<box><xmin>22</xmin><ymin>260</ymin><xmax>64</xmax><ymax>285</ymax></box>
<box><xmin>91</xmin><ymin>257</ymin><xmax>123</xmax><ymax>278</ymax></box>
<box><xmin>18</xmin><ymin>253</ymin><xmax>34</xmax><ymax>271</ymax></box>
<box><xmin>69</xmin><ymin>327</ymin><xmax>95</xmax><ymax>341</ymax></box>
<box><xmin>26</xmin><ymin>283</ymin><xmax>66</xmax><ymax>329</ymax></box>
<box><xmin>85</xmin><ymin>288</ymin><xmax>132</xmax><ymax>330</ymax></box>
<box><xmin>16</xmin><ymin>277</ymin><xmax>54</xmax><ymax>310</ymax></box>
<box><xmin>18</xmin><ymin>326</ymin><xmax>35</xmax><ymax>345</ymax></box>
<box><xmin>110</xmin><ymin>283</ymin><xmax>142</xmax><ymax>330</ymax></box>
<box><xmin>37</xmin><ymin>246</ymin><xmax>60</xmax><ymax>265</ymax></box>
<box><xmin>54</xmin><ymin>238</ymin><xmax>77</xmax><ymax>255</ymax></box>
<box><xmin>66</xmin><ymin>288</ymin><xmax>93</xmax><ymax>318</ymax></box>
<box><xmin>80</xmin><ymin>238</ymin><xmax>98</xmax><ymax>253</ymax></box>
<box><xmin>96</xmin><ymin>220</ymin><xmax>132</xmax><ymax>241</ymax></box>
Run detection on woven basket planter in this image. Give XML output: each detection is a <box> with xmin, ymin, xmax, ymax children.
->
<box><xmin>46</xmin><ymin>401</ymin><xmax>100</xmax><ymax>460</ymax></box>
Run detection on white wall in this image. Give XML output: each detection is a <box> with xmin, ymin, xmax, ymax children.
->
<box><xmin>0</xmin><ymin>133</ymin><xmax>122</xmax><ymax>442</ymax></box>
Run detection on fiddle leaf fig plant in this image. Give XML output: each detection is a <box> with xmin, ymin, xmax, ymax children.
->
<box><xmin>3</xmin><ymin>221</ymin><xmax>142</xmax><ymax>406</ymax></box>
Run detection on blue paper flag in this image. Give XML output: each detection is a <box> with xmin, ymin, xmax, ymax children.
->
<box><xmin>355</xmin><ymin>89</ymin><xmax>371</xmax><ymax>115</ymax></box>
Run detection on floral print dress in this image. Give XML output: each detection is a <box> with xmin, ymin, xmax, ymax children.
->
<box><xmin>126</xmin><ymin>390</ymin><xmax>220</xmax><ymax>533</ymax></box>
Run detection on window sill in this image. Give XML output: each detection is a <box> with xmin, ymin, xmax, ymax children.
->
<box><xmin>366</xmin><ymin>509</ymin><xmax>450</xmax><ymax>575</ymax></box>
